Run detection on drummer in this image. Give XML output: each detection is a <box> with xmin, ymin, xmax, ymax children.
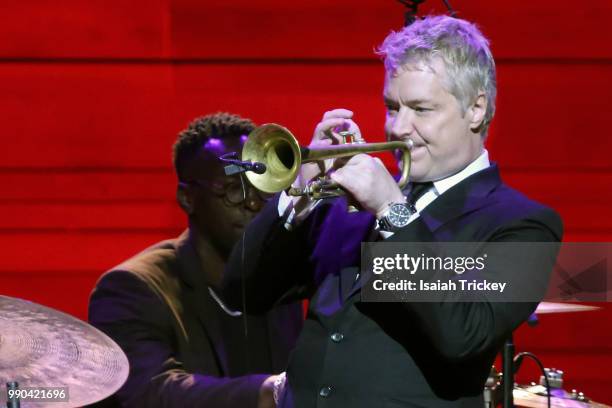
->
<box><xmin>88</xmin><ymin>113</ymin><xmax>303</xmax><ymax>407</ymax></box>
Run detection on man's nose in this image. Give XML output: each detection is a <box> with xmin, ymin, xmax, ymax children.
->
<box><xmin>390</xmin><ymin>108</ymin><xmax>414</xmax><ymax>139</ymax></box>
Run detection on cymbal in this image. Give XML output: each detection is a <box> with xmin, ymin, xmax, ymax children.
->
<box><xmin>535</xmin><ymin>302</ymin><xmax>601</xmax><ymax>314</ymax></box>
<box><xmin>0</xmin><ymin>295</ymin><xmax>129</xmax><ymax>408</ymax></box>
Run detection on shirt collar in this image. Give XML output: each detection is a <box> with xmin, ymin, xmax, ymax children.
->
<box><xmin>432</xmin><ymin>149</ymin><xmax>490</xmax><ymax>195</ymax></box>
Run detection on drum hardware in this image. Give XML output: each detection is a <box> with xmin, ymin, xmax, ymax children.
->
<box><xmin>513</xmin><ymin>372</ymin><xmax>611</xmax><ymax>408</ymax></box>
<box><xmin>6</xmin><ymin>381</ymin><xmax>19</xmax><ymax>408</ymax></box>
<box><xmin>486</xmin><ymin>365</ymin><xmax>611</xmax><ymax>407</ymax></box>
<box><xmin>487</xmin><ymin>302</ymin><xmax>605</xmax><ymax>408</ymax></box>
<box><xmin>519</xmin><ymin>368</ymin><xmax>591</xmax><ymax>403</ymax></box>
<box><xmin>484</xmin><ymin>366</ymin><xmax>502</xmax><ymax>408</ymax></box>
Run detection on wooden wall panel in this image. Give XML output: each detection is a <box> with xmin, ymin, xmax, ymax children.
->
<box><xmin>1</xmin><ymin>186</ymin><xmax>609</xmax><ymax>232</ymax></box>
<box><xmin>502</xmin><ymin>171</ymin><xmax>612</xmax><ymax>205</ymax></box>
<box><xmin>0</xmin><ymin>232</ymin><xmax>177</xmax><ymax>273</ymax></box>
<box><xmin>0</xmin><ymin>205</ymin><xmax>609</xmax><ymax>272</ymax></box>
<box><xmin>3</xmin><ymin>1</ymin><xmax>611</xmax><ymax>60</ymax></box>
<box><xmin>0</xmin><ymin>63</ymin><xmax>386</xmax><ymax>168</ymax></box>
<box><xmin>516</xmin><ymin>305</ymin><xmax>612</xmax><ymax>352</ymax></box>
<box><xmin>492</xmin><ymin>64</ymin><xmax>612</xmax><ymax>170</ymax></box>
<box><xmin>0</xmin><ymin>0</ymin><xmax>169</xmax><ymax>58</ymax></box>
<box><xmin>0</xmin><ymin>170</ymin><xmax>175</xmax><ymax>201</ymax></box>
<box><xmin>432</xmin><ymin>1</ymin><xmax>612</xmax><ymax>60</ymax></box>
<box><xmin>3</xmin><ymin>63</ymin><xmax>610</xmax><ymax>169</ymax></box>
<box><xmin>4</xmin><ymin>170</ymin><xmax>611</xmax><ymax>205</ymax></box>
<box><xmin>169</xmin><ymin>0</ymin><xmax>401</xmax><ymax>59</ymax></box>
<box><xmin>0</xmin><ymin>63</ymin><xmax>176</xmax><ymax>168</ymax></box>
<box><xmin>169</xmin><ymin>63</ymin><xmax>386</xmax><ymax>148</ymax></box>
<box><xmin>170</xmin><ymin>1</ymin><xmax>612</xmax><ymax>60</ymax></box>
<box><xmin>3</xmin><ymin>273</ymin><xmax>100</xmax><ymax>320</ymax></box>
<box><xmin>1</xmin><ymin>169</ymin><xmax>609</xmax><ymax>274</ymax></box>
<box><xmin>0</xmin><ymin>202</ymin><xmax>182</xmax><ymax>230</ymax></box>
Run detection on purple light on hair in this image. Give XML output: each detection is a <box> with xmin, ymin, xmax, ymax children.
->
<box><xmin>204</xmin><ymin>137</ymin><xmax>223</xmax><ymax>149</ymax></box>
<box><xmin>240</xmin><ymin>134</ymin><xmax>248</xmax><ymax>143</ymax></box>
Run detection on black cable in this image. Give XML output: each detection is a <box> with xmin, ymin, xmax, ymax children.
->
<box><xmin>441</xmin><ymin>0</ymin><xmax>457</xmax><ymax>17</ymax></box>
<box><xmin>217</xmin><ymin>153</ymin><xmax>252</xmax><ymax>370</ymax></box>
<box><xmin>396</xmin><ymin>0</ymin><xmax>457</xmax><ymax>26</ymax></box>
<box><xmin>396</xmin><ymin>0</ymin><xmax>426</xmax><ymax>26</ymax></box>
<box><xmin>513</xmin><ymin>352</ymin><xmax>551</xmax><ymax>408</ymax></box>
<box><xmin>238</xmin><ymin>174</ymin><xmax>252</xmax><ymax>372</ymax></box>
<box><xmin>219</xmin><ymin>151</ymin><xmax>239</xmax><ymax>163</ymax></box>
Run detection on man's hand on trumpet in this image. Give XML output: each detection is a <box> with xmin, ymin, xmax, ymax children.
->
<box><xmin>288</xmin><ymin>108</ymin><xmax>362</xmax><ymax>216</ymax></box>
<box><xmin>309</xmin><ymin>108</ymin><xmax>405</xmax><ymax>218</ymax></box>
<box><xmin>288</xmin><ymin>107</ymin><xmax>404</xmax><ymax>220</ymax></box>
<box><xmin>329</xmin><ymin>153</ymin><xmax>405</xmax><ymax>218</ymax></box>
<box><xmin>295</xmin><ymin>108</ymin><xmax>362</xmax><ymax>188</ymax></box>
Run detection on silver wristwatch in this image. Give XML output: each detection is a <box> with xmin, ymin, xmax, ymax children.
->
<box><xmin>378</xmin><ymin>202</ymin><xmax>414</xmax><ymax>232</ymax></box>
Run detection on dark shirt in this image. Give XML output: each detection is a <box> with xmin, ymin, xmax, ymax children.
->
<box><xmin>89</xmin><ymin>231</ymin><xmax>303</xmax><ymax>407</ymax></box>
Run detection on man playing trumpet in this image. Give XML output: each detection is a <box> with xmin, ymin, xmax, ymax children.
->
<box><xmin>222</xmin><ymin>15</ymin><xmax>562</xmax><ymax>407</ymax></box>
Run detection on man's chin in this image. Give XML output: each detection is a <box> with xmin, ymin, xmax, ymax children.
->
<box><xmin>409</xmin><ymin>169</ymin><xmax>428</xmax><ymax>182</ymax></box>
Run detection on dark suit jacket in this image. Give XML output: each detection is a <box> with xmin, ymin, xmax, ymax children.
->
<box><xmin>221</xmin><ymin>165</ymin><xmax>563</xmax><ymax>408</ymax></box>
<box><xmin>88</xmin><ymin>232</ymin><xmax>303</xmax><ymax>407</ymax></box>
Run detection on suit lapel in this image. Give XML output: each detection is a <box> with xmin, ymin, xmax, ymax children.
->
<box><xmin>176</xmin><ymin>233</ymin><xmax>230</xmax><ymax>375</ymax></box>
<box><xmin>349</xmin><ymin>165</ymin><xmax>502</xmax><ymax>298</ymax></box>
<box><xmin>394</xmin><ymin>164</ymin><xmax>502</xmax><ymax>239</ymax></box>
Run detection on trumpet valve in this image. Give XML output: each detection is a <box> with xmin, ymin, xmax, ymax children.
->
<box><xmin>338</xmin><ymin>130</ymin><xmax>366</xmax><ymax>144</ymax></box>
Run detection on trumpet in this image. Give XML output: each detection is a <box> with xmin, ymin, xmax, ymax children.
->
<box><xmin>241</xmin><ymin>123</ymin><xmax>411</xmax><ymax>199</ymax></box>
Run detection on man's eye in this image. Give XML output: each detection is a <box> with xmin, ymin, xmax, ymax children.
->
<box><xmin>413</xmin><ymin>106</ymin><xmax>431</xmax><ymax>113</ymax></box>
<box><xmin>386</xmin><ymin>106</ymin><xmax>398</xmax><ymax>115</ymax></box>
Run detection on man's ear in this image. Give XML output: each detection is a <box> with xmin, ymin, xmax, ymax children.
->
<box><xmin>468</xmin><ymin>91</ymin><xmax>487</xmax><ymax>133</ymax></box>
<box><xmin>177</xmin><ymin>184</ymin><xmax>195</xmax><ymax>215</ymax></box>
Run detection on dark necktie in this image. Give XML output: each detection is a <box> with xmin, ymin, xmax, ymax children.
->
<box><xmin>408</xmin><ymin>182</ymin><xmax>434</xmax><ymax>208</ymax></box>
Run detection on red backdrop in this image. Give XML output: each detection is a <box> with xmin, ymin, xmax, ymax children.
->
<box><xmin>1</xmin><ymin>0</ymin><xmax>611</xmax><ymax>403</ymax></box>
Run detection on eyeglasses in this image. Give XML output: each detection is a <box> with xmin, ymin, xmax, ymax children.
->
<box><xmin>181</xmin><ymin>177</ymin><xmax>273</xmax><ymax>205</ymax></box>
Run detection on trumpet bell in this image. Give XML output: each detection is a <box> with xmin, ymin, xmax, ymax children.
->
<box><xmin>242</xmin><ymin>124</ymin><xmax>302</xmax><ymax>193</ymax></box>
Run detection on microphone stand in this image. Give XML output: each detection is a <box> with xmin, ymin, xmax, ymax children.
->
<box><xmin>502</xmin><ymin>335</ymin><xmax>515</xmax><ymax>408</ymax></box>
<box><xmin>502</xmin><ymin>314</ymin><xmax>538</xmax><ymax>407</ymax></box>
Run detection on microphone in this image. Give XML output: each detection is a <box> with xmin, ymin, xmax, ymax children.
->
<box><xmin>236</xmin><ymin>160</ymin><xmax>266</xmax><ymax>174</ymax></box>
<box><xmin>219</xmin><ymin>153</ymin><xmax>267</xmax><ymax>176</ymax></box>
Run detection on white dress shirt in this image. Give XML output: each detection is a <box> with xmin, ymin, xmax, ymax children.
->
<box><xmin>378</xmin><ymin>149</ymin><xmax>490</xmax><ymax>238</ymax></box>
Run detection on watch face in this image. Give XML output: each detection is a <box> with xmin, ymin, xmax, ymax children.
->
<box><xmin>388</xmin><ymin>203</ymin><xmax>412</xmax><ymax>227</ymax></box>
